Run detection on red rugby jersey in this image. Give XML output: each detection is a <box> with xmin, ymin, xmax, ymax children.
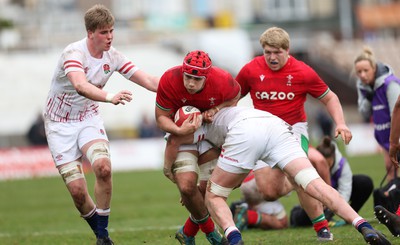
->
<box><xmin>156</xmin><ymin>65</ymin><xmax>240</xmax><ymax>116</ymax></box>
<box><xmin>236</xmin><ymin>56</ymin><xmax>329</xmax><ymax>125</ymax></box>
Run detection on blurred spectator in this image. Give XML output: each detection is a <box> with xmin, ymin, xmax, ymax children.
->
<box><xmin>26</xmin><ymin>113</ymin><xmax>47</xmax><ymax>146</ymax></box>
<box><xmin>354</xmin><ymin>46</ymin><xmax>400</xmax><ymax>183</ymax></box>
<box><xmin>138</xmin><ymin>114</ymin><xmax>163</xmax><ymax>138</ymax></box>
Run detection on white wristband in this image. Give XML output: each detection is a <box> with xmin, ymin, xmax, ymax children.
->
<box><xmin>105</xmin><ymin>93</ymin><xmax>115</xmax><ymax>103</ymax></box>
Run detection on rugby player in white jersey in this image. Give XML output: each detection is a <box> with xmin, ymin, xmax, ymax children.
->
<box><xmin>43</xmin><ymin>4</ymin><xmax>158</xmax><ymax>245</ymax></box>
<box><xmin>176</xmin><ymin>106</ymin><xmax>391</xmax><ymax>245</ymax></box>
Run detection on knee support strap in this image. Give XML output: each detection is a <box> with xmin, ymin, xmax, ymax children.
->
<box><xmin>59</xmin><ymin>161</ymin><xmax>84</xmax><ymax>184</ymax></box>
<box><xmin>199</xmin><ymin>159</ymin><xmax>217</xmax><ymax>181</ymax></box>
<box><xmin>294</xmin><ymin>167</ymin><xmax>320</xmax><ymax>190</ymax></box>
<box><xmin>207</xmin><ymin>180</ymin><xmax>233</xmax><ymax>198</ymax></box>
<box><xmin>173</xmin><ymin>152</ymin><xmax>198</xmax><ymax>174</ymax></box>
<box><xmin>86</xmin><ymin>141</ymin><xmax>110</xmax><ymax>165</ymax></box>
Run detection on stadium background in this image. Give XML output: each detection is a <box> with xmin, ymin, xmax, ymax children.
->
<box><xmin>0</xmin><ymin>1</ymin><xmax>399</xmax><ymax>243</ymax></box>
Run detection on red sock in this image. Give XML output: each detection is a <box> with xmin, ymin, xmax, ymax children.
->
<box><xmin>313</xmin><ymin>219</ymin><xmax>329</xmax><ymax>233</ymax></box>
<box><xmin>247</xmin><ymin>210</ymin><xmax>259</xmax><ymax>226</ymax></box>
<box><xmin>396</xmin><ymin>205</ymin><xmax>400</xmax><ymax>216</ymax></box>
<box><xmin>183</xmin><ymin>217</ymin><xmax>199</xmax><ymax>237</ymax></box>
<box><xmin>198</xmin><ymin>216</ymin><xmax>215</xmax><ymax>234</ymax></box>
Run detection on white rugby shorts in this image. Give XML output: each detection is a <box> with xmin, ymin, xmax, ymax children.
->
<box><xmin>217</xmin><ymin>117</ymin><xmax>307</xmax><ymax>174</ymax></box>
<box><xmin>45</xmin><ymin>115</ymin><xmax>108</xmax><ymax>166</ymax></box>
<box><xmin>253</xmin><ymin>121</ymin><xmax>309</xmax><ymax>171</ymax></box>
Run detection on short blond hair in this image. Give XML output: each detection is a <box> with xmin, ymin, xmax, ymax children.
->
<box><xmin>84</xmin><ymin>4</ymin><xmax>115</xmax><ymax>32</ymax></box>
<box><xmin>354</xmin><ymin>46</ymin><xmax>376</xmax><ymax>68</ymax></box>
<box><xmin>259</xmin><ymin>27</ymin><xmax>290</xmax><ymax>50</ymax></box>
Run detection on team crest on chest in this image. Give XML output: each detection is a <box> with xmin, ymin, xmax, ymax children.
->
<box><xmin>209</xmin><ymin>97</ymin><xmax>216</xmax><ymax>106</ymax></box>
<box><xmin>103</xmin><ymin>64</ymin><xmax>111</xmax><ymax>74</ymax></box>
<box><xmin>259</xmin><ymin>74</ymin><xmax>265</xmax><ymax>82</ymax></box>
<box><xmin>286</xmin><ymin>74</ymin><xmax>293</xmax><ymax>86</ymax></box>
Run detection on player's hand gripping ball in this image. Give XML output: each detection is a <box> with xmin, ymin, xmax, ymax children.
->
<box><xmin>174</xmin><ymin>106</ymin><xmax>201</xmax><ymax>127</ymax></box>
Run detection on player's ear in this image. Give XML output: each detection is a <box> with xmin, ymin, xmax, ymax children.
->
<box><xmin>87</xmin><ymin>30</ymin><xmax>94</xmax><ymax>39</ymax></box>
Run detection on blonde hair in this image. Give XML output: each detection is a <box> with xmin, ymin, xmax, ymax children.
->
<box><xmin>84</xmin><ymin>4</ymin><xmax>115</xmax><ymax>32</ymax></box>
<box><xmin>354</xmin><ymin>46</ymin><xmax>376</xmax><ymax>68</ymax></box>
<box><xmin>259</xmin><ymin>27</ymin><xmax>290</xmax><ymax>50</ymax></box>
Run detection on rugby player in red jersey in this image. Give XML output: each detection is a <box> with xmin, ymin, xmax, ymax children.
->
<box><xmin>235</xmin><ymin>27</ymin><xmax>352</xmax><ymax>241</ymax></box>
<box><xmin>155</xmin><ymin>50</ymin><xmax>240</xmax><ymax>245</ymax></box>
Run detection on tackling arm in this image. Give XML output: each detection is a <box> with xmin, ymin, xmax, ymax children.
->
<box><xmin>129</xmin><ymin>70</ymin><xmax>159</xmax><ymax>92</ymax></box>
<box><xmin>68</xmin><ymin>71</ymin><xmax>132</xmax><ymax>104</ymax></box>
<box><xmin>203</xmin><ymin>91</ymin><xmax>240</xmax><ymax>123</ymax></box>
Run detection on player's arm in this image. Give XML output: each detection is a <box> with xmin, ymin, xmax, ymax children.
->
<box><xmin>68</xmin><ymin>71</ymin><xmax>132</xmax><ymax>104</ymax></box>
<box><xmin>389</xmin><ymin>95</ymin><xmax>400</xmax><ymax>166</ymax></box>
<box><xmin>219</xmin><ymin>90</ymin><xmax>241</xmax><ymax>109</ymax></box>
<box><xmin>155</xmin><ymin>106</ymin><xmax>201</xmax><ymax>136</ymax></box>
<box><xmin>203</xmin><ymin>90</ymin><xmax>241</xmax><ymax>123</ymax></box>
<box><xmin>320</xmin><ymin>90</ymin><xmax>352</xmax><ymax>145</ymax></box>
<box><xmin>129</xmin><ymin>69</ymin><xmax>159</xmax><ymax>92</ymax></box>
<box><xmin>156</xmin><ymin>105</ymin><xmax>201</xmax><ymax>183</ymax></box>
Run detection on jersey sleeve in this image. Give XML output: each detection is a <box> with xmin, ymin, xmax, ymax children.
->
<box><xmin>213</xmin><ymin>68</ymin><xmax>241</xmax><ymax>101</ymax></box>
<box><xmin>303</xmin><ymin>64</ymin><xmax>329</xmax><ymax>99</ymax></box>
<box><xmin>62</xmin><ymin>49</ymin><xmax>85</xmax><ymax>75</ymax></box>
<box><xmin>155</xmin><ymin>73</ymin><xmax>173</xmax><ymax>111</ymax></box>
<box><xmin>112</xmin><ymin>48</ymin><xmax>139</xmax><ymax>79</ymax></box>
<box><xmin>225</xmin><ymin>75</ymin><xmax>241</xmax><ymax>100</ymax></box>
<box><xmin>235</xmin><ymin>64</ymin><xmax>250</xmax><ymax>97</ymax></box>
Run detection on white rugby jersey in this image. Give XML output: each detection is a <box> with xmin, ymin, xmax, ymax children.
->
<box><xmin>44</xmin><ymin>38</ymin><xmax>139</xmax><ymax>122</ymax></box>
<box><xmin>205</xmin><ymin>106</ymin><xmax>280</xmax><ymax>147</ymax></box>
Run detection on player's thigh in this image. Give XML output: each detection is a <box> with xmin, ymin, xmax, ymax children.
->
<box><xmin>240</xmin><ymin>178</ymin><xmax>264</xmax><ymax>206</ymax></box>
<box><xmin>45</xmin><ymin>119</ymin><xmax>82</xmax><ymax>166</ymax></box>
<box><xmin>209</xmin><ymin>165</ymin><xmax>247</xmax><ymax>190</ymax></box>
<box><xmin>254</xmin><ymin>167</ymin><xmax>288</xmax><ymax>198</ymax></box>
<box><xmin>173</xmin><ymin>148</ymin><xmax>199</xmax><ymax>174</ymax></box>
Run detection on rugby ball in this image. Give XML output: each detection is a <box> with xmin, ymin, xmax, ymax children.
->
<box><xmin>174</xmin><ymin>106</ymin><xmax>201</xmax><ymax>127</ymax></box>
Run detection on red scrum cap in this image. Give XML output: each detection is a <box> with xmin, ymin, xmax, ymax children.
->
<box><xmin>182</xmin><ymin>50</ymin><xmax>212</xmax><ymax>77</ymax></box>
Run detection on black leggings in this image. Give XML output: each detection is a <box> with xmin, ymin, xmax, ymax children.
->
<box><xmin>290</xmin><ymin>174</ymin><xmax>374</xmax><ymax>226</ymax></box>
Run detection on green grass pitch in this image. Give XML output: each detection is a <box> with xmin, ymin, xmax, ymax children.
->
<box><xmin>0</xmin><ymin>153</ymin><xmax>398</xmax><ymax>244</ymax></box>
